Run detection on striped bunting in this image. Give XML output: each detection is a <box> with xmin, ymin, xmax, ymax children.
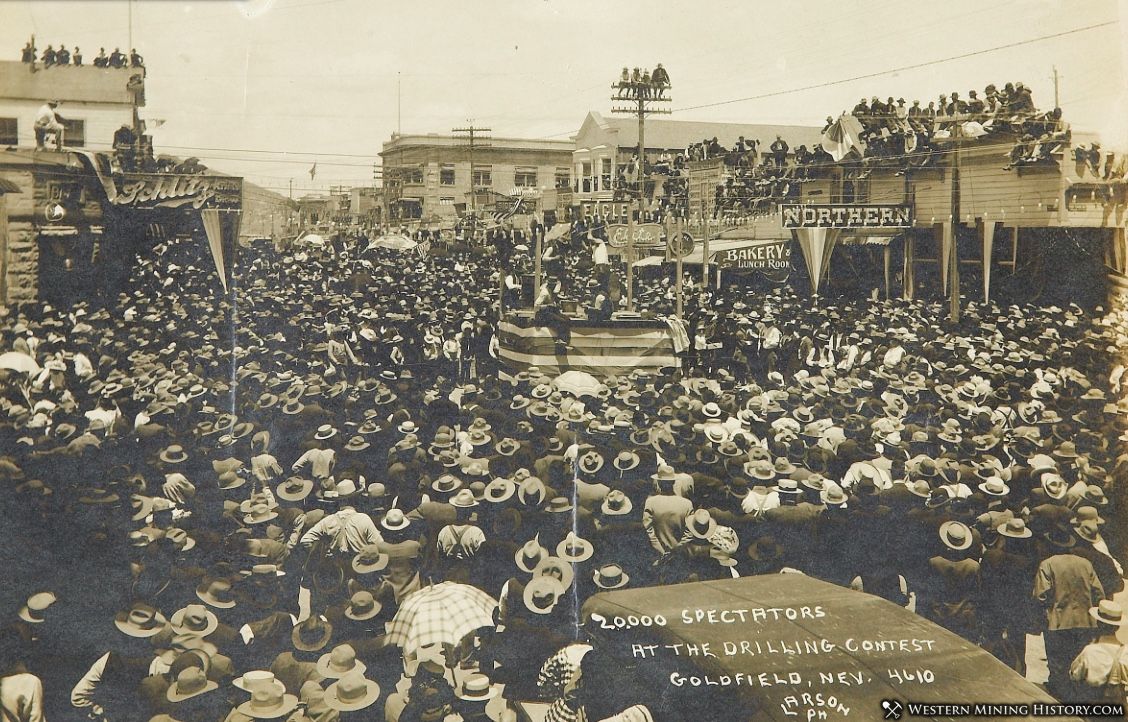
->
<box><xmin>497</xmin><ymin>320</ymin><xmax>680</xmax><ymax>376</ymax></box>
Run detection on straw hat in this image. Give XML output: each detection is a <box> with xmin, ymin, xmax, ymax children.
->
<box><xmin>381</xmin><ymin>509</ymin><xmax>411</xmax><ymax>531</ymax></box>
<box><xmin>352</xmin><ymin>545</ymin><xmax>389</xmax><ymax>574</ymax></box>
<box><xmin>170</xmin><ymin>604</ymin><xmax>219</xmax><ymax>637</ymax></box>
<box><xmin>276</xmin><ymin>476</ymin><xmax>313</xmax><ymax>502</ymax></box>
<box><xmin>1090</xmin><ymin>600</ymin><xmax>1127</xmax><ymax>627</ymax></box>
<box><xmin>593</xmin><ymin>564</ymin><xmax>630</xmax><ymax>590</ymax></box>
<box><xmin>523</xmin><ymin>576</ymin><xmax>564</xmax><ymax>615</ymax></box>
<box><xmin>556</xmin><ymin>532</ymin><xmax>594</xmax><ymax>563</ymax></box>
<box><xmin>515</xmin><ymin>536</ymin><xmax>549</xmax><ymax>573</ymax></box>
<box><xmin>167</xmin><ymin>667</ymin><xmax>218</xmax><ymax>703</ymax></box>
<box><xmin>457</xmin><ymin>674</ymin><xmax>500</xmax><ymax>702</ymax></box>
<box><xmin>997</xmin><ymin>518</ymin><xmax>1032</xmax><ymax>539</ymax></box>
<box><xmin>939</xmin><ymin>521</ymin><xmax>974</xmax><ymax>551</ymax></box>
<box><xmin>316</xmin><ymin>644</ymin><xmax>367</xmax><ymax>679</ymax></box>
<box><xmin>195</xmin><ymin>579</ymin><xmax>237</xmax><ymax>609</ymax></box>
<box><xmin>114</xmin><ymin>602</ymin><xmax>168</xmax><ymax>638</ymax></box>
<box><xmin>236</xmin><ymin>686</ymin><xmax>299</xmax><ymax>719</ymax></box>
<box><xmin>600</xmin><ymin>490</ymin><xmax>633</xmax><ymax>516</ymax></box>
<box><xmin>344</xmin><ymin>591</ymin><xmax>383</xmax><ymax>622</ymax></box>
<box><xmin>323</xmin><ymin>670</ymin><xmax>380</xmax><ymax>712</ymax></box>
<box><xmin>533</xmin><ymin>556</ymin><xmax>574</xmax><ymax>590</ymax></box>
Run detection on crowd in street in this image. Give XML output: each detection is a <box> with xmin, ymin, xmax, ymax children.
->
<box><xmin>1</xmin><ymin>218</ymin><xmax>1127</xmax><ymax>722</ymax></box>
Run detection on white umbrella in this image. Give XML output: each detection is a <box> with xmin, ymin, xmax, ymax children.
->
<box><xmin>553</xmin><ymin>370</ymin><xmax>606</xmax><ymax>398</ymax></box>
<box><xmin>367</xmin><ymin>234</ymin><xmax>418</xmax><ymax>252</ymax></box>
<box><xmin>0</xmin><ymin>352</ymin><xmax>40</xmax><ymax>375</ymax></box>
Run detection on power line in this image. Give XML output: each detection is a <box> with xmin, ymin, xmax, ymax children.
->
<box><xmin>675</xmin><ymin>22</ymin><xmax>1117</xmax><ymax>113</ymax></box>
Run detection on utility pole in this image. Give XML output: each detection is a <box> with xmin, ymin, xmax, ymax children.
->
<box><xmin>610</xmin><ymin>65</ymin><xmax>671</xmax><ymax>312</ymax></box>
<box><xmin>1050</xmin><ymin>66</ymin><xmax>1062</xmax><ymax>108</ymax></box>
<box><xmin>937</xmin><ymin>119</ymin><xmax>969</xmax><ymax>323</ymax></box>
<box><xmin>288</xmin><ymin>178</ymin><xmax>293</xmax><ymax>200</ymax></box>
<box><xmin>453</xmin><ymin>122</ymin><xmax>492</xmax><ymax>232</ymax></box>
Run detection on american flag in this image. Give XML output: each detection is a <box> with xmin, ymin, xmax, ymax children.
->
<box><xmin>492</xmin><ymin>196</ymin><xmax>524</xmax><ymax>223</ymax></box>
<box><xmin>415</xmin><ymin>238</ymin><xmax>431</xmax><ymax>257</ymax></box>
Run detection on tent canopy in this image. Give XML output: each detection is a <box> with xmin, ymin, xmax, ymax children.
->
<box><xmin>582</xmin><ymin>575</ymin><xmax>1076</xmax><ymax>722</ymax></box>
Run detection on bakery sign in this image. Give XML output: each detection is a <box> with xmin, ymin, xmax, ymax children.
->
<box><xmin>108</xmin><ymin>174</ymin><xmax>243</xmax><ymax>211</ymax></box>
<box><xmin>781</xmin><ymin>204</ymin><xmax>912</xmax><ymax>229</ymax></box>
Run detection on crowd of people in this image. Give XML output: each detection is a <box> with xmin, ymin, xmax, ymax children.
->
<box><xmin>20</xmin><ymin>41</ymin><xmax>144</xmax><ymax>69</ymax></box>
<box><xmin>2</xmin><ymin>203</ymin><xmax>1128</xmax><ymax>722</ymax></box>
<box><xmin>614</xmin><ymin>65</ymin><xmax>671</xmax><ymax>101</ymax></box>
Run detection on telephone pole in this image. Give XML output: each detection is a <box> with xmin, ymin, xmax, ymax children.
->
<box><xmin>453</xmin><ymin>123</ymin><xmax>492</xmax><ymax>226</ymax></box>
<box><xmin>1050</xmin><ymin>66</ymin><xmax>1062</xmax><ymax>108</ymax></box>
<box><xmin>610</xmin><ymin>65</ymin><xmax>671</xmax><ymax>311</ymax></box>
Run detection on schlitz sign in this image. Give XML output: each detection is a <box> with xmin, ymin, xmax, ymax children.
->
<box><xmin>108</xmin><ymin>174</ymin><xmax>243</xmax><ymax>211</ymax></box>
<box><xmin>781</xmin><ymin>204</ymin><xmax>912</xmax><ymax>229</ymax></box>
<box><xmin>607</xmin><ymin>223</ymin><xmax>662</xmax><ymax>248</ymax></box>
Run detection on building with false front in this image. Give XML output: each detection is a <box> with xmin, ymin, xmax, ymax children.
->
<box><xmin>0</xmin><ymin>59</ymin><xmax>144</xmax><ymax>150</ymax></box>
<box><xmin>675</xmin><ymin>120</ymin><xmax>1125</xmax><ymax>309</ymax></box>
<box><xmin>566</xmin><ymin>111</ymin><xmax>824</xmax><ymax>219</ymax></box>
<box><xmin>380</xmin><ymin>132</ymin><xmax>573</xmax><ymax>224</ymax></box>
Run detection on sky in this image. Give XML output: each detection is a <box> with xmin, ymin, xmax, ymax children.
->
<box><xmin>3</xmin><ymin>0</ymin><xmax>1125</xmax><ymax>197</ymax></box>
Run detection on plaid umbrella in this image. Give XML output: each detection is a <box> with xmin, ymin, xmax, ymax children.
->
<box><xmin>384</xmin><ymin>582</ymin><xmax>497</xmax><ymax>652</ymax></box>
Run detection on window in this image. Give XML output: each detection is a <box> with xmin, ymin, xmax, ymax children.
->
<box><xmin>555</xmin><ymin>167</ymin><xmax>571</xmax><ymax>189</ymax></box>
<box><xmin>439</xmin><ymin>197</ymin><xmax>455</xmax><ymax>206</ymax></box>
<box><xmin>0</xmin><ymin>118</ymin><xmax>16</xmax><ymax>146</ymax></box>
<box><xmin>472</xmin><ymin>166</ymin><xmax>492</xmax><ymax>187</ymax></box>
<box><xmin>440</xmin><ymin>164</ymin><xmax>455</xmax><ymax>186</ymax></box>
<box><xmin>60</xmin><ymin>118</ymin><xmax>85</xmax><ymax>148</ymax></box>
<box><xmin>514</xmin><ymin>166</ymin><xmax>538</xmax><ymax>188</ymax></box>
<box><xmin>403</xmin><ymin>167</ymin><xmax>423</xmax><ymax>185</ymax></box>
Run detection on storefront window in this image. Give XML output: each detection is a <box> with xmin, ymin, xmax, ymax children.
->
<box><xmin>515</xmin><ymin>167</ymin><xmax>538</xmax><ymax>188</ymax></box>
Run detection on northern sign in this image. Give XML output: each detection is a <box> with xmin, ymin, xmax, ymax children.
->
<box><xmin>781</xmin><ymin>204</ymin><xmax>912</xmax><ymax>229</ymax></box>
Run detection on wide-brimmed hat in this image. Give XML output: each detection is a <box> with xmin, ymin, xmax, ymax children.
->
<box><xmin>1073</xmin><ymin>519</ymin><xmax>1102</xmax><ymax>544</ymax></box>
<box><xmin>114</xmin><ymin>602</ymin><xmax>168</xmax><ymax>637</ymax></box>
<box><xmin>518</xmin><ymin>477</ymin><xmax>546</xmax><ymax>507</ymax></box>
<box><xmin>977</xmin><ymin>477</ymin><xmax>1009</xmax><ymax>497</ymax></box>
<box><xmin>773</xmin><ymin>478</ymin><xmax>801</xmax><ymax>495</ymax></box>
<box><xmin>820</xmin><ymin>482</ymin><xmax>848</xmax><ymax>506</ymax></box>
<box><xmin>613</xmin><ymin>450</ymin><xmax>640</xmax><ymax>471</ymax></box>
<box><xmin>244</xmin><ymin>503</ymin><xmax>279</xmax><ymax>525</ymax></box>
<box><xmin>277</xmin><ymin>476</ymin><xmax>313</xmax><ymax>502</ymax></box>
<box><xmin>1040</xmin><ymin>473</ymin><xmax>1067</xmax><ymax>500</ymax></box>
<box><xmin>533</xmin><ymin>556</ymin><xmax>574</xmax><ymax>590</ymax></box>
<box><xmin>431</xmin><ymin>474</ymin><xmax>462</xmax><ymax>494</ymax></box>
<box><xmin>1090</xmin><ymin>600</ymin><xmax>1127</xmax><ymax>627</ymax></box>
<box><xmin>997</xmin><ymin>518</ymin><xmax>1032</xmax><ymax>539</ymax></box>
<box><xmin>160</xmin><ymin>445</ymin><xmax>188</xmax><ymax>464</ymax></box>
<box><xmin>556</xmin><ymin>532</ymin><xmax>594</xmax><ymax>563</ymax></box>
<box><xmin>601</xmin><ymin>490</ymin><xmax>633</xmax><ymax>516</ymax></box>
<box><xmin>236</xmin><ymin>686</ymin><xmax>299</xmax><ymax>719</ymax></box>
<box><xmin>170</xmin><ymin>604</ymin><xmax>219</xmax><ymax>637</ymax></box>
<box><xmin>291</xmin><ymin>615</ymin><xmax>333</xmax><ymax>652</ymax></box>
<box><xmin>233</xmin><ymin>671</ymin><xmax>286</xmax><ymax>695</ymax></box>
<box><xmin>1081</xmin><ymin>485</ymin><xmax>1108</xmax><ymax>506</ymax></box>
<box><xmin>685</xmin><ymin>509</ymin><xmax>718</xmax><ymax>540</ymax></box>
<box><xmin>578</xmin><ymin>450</ymin><xmax>604</xmax><ymax>475</ymax></box>
<box><xmin>344</xmin><ymin>591</ymin><xmax>383</xmax><ymax>621</ymax></box>
<box><xmin>1072</xmin><ymin>505</ymin><xmax>1106</xmax><ymax>527</ymax></box>
<box><xmin>593</xmin><ymin>564</ymin><xmax>630</xmax><ymax>590</ymax></box>
<box><xmin>352</xmin><ymin>545</ymin><xmax>389</xmax><ymax>574</ymax></box>
<box><xmin>523</xmin><ymin>576</ymin><xmax>564</xmax><ymax>615</ymax></box>
<box><xmin>545</xmin><ymin>496</ymin><xmax>573</xmax><ymax>514</ymax></box>
<box><xmin>317</xmin><ymin>644</ymin><xmax>367</xmax><ymax>679</ymax></box>
<box><xmin>457</xmin><ymin>674</ymin><xmax>500</xmax><ymax>702</ymax></box>
<box><xmin>939</xmin><ymin>521</ymin><xmax>974</xmax><ymax>551</ymax></box>
<box><xmin>131</xmin><ymin>494</ymin><xmax>155</xmax><ymax>522</ymax></box>
<box><xmin>324</xmin><ymin>670</ymin><xmax>381</xmax><ymax>712</ymax></box>
<box><xmin>495</xmin><ymin>437</ymin><xmax>521</xmax><ymax>456</ymax></box>
<box><xmin>380</xmin><ymin>509</ymin><xmax>411</xmax><ymax>531</ymax></box>
<box><xmin>484</xmin><ymin>477</ymin><xmax>516</xmax><ymax>503</ymax></box>
<box><xmin>748</xmin><ymin>535</ymin><xmax>785</xmax><ymax>562</ymax></box>
<box><xmin>515</xmin><ymin>536</ymin><xmax>549</xmax><ymax>573</ymax></box>
<box><xmin>450</xmin><ymin>489</ymin><xmax>479</xmax><ymax>508</ymax></box>
<box><xmin>196</xmin><ymin>579</ymin><xmax>237</xmax><ymax>609</ymax></box>
<box><xmin>167</xmin><ymin>667</ymin><xmax>218</xmax><ymax>703</ymax></box>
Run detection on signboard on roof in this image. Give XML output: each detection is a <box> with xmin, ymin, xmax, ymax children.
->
<box><xmin>781</xmin><ymin>204</ymin><xmax>912</xmax><ymax>229</ymax></box>
<box><xmin>108</xmin><ymin>174</ymin><xmax>243</xmax><ymax>211</ymax></box>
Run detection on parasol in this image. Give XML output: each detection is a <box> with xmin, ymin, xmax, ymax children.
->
<box><xmin>384</xmin><ymin>582</ymin><xmax>496</xmax><ymax>653</ymax></box>
<box><xmin>298</xmin><ymin>233</ymin><xmax>326</xmax><ymax>247</ymax></box>
<box><xmin>0</xmin><ymin>352</ymin><xmax>41</xmax><ymax>375</ymax></box>
<box><xmin>553</xmin><ymin>370</ymin><xmax>606</xmax><ymax>399</ymax></box>
<box><xmin>367</xmin><ymin>234</ymin><xmax>418</xmax><ymax>252</ymax></box>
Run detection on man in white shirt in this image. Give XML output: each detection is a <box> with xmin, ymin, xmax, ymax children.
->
<box><xmin>34</xmin><ymin>101</ymin><xmax>64</xmax><ymax>150</ymax></box>
<box><xmin>297</xmin><ymin>481</ymin><xmax>383</xmax><ymax>556</ymax></box>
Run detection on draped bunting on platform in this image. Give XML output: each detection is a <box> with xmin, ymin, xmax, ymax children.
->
<box><xmin>820</xmin><ymin>114</ymin><xmax>867</xmax><ymax>162</ymax></box>
<box><xmin>981</xmin><ymin>220</ymin><xmax>997</xmax><ymax>303</ymax></box>
<box><xmin>793</xmin><ymin>227</ymin><xmax>841</xmax><ymax>295</ymax></box>
<box><xmin>200</xmin><ymin>209</ymin><xmax>241</xmax><ymax>293</ymax></box>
